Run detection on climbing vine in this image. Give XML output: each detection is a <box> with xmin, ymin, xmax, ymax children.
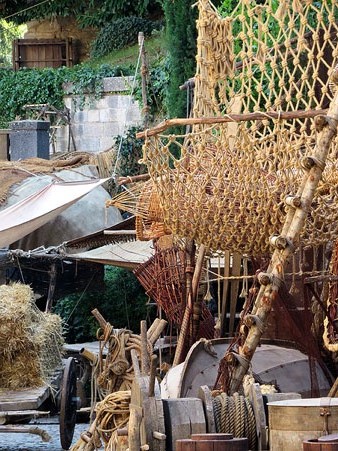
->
<box><xmin>0</xmin><ymin>64</ymin><xmax>132</xmax><ymax>128</ymax></box>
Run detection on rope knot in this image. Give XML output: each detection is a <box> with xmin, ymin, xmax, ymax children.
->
<box><xmin>110</xmin><ymin>359</ymin><xmax>129</xmax><ymax>376</ymax></box>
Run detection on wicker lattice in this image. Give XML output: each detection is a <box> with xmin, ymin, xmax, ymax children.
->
<box><xmin>134</xmin><ymin>246</ymin><xmax>215</xmax><ymax>338</ymax></box>
<box><xmin>136</xmin><ymin>0</ymin><xmax>338</xmax><ymax>256</ymax></box>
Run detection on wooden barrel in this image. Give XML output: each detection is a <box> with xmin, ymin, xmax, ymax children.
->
<box><xmin>176</xmin><ymin>435</ymin><xmax>248</xmax><ymax>451</ymax></box>
<box><xmin>268</xmin><ymin>398</ymin><xmax>338</xmax><ymax>451</ymax></box>
<box><xmin>303</xmin><ymin>440</ymin><xmax>338</xmax><ymax>450</ymax></box>
<box><xmin>191</xmin><ymin>433</ymin><xmax>233</xmax><ymax>441</ymax></box>
<box><xmin>304</xmin><ymin>433</ymin><xmax>338</xmax><ymax>450</ymax></box>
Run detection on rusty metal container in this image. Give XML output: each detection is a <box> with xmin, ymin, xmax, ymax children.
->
<box><xmin>268</xmin><ymin>398</ymin><xmax>338</xmax><ymax>451</ymax></box>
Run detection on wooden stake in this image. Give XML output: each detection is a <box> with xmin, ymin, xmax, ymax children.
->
<box><xmin>148</xmin><ymin>319</ymin><xmax>168</xmax><ymax>345</ymax></box>
<box><xmin>128</xmin><ymin>406</ymin><xmax>142</xmax><ymax>451</ymax></box>
<box><xmin>138</xmin><ymin>32</ymin><xmax>150</xmax><ymax>128</ymax></box>
<box><xmin>91</xmin><ymin>308</ymin><xmax>108</xmax><ymax>329</ymax></box>
<box><xmin>227</xmin><ymin>71</ymin><xmax>338</xmax><ymax>395</ymax></box>
<box><xmin>140</xmin><ymin>320</ymin><xmax>150</xmax><ymax>375</ymax></box>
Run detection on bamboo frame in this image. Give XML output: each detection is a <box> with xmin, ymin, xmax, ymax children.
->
<box><xmin>227</xmin><ymin>71</ymin><xmax>338</xmax><ymax>395</ymax></box>
<box><xmin>136</xmin><ymin>109</ymin><xmax>328</xmax><ymax>139</ymax></box>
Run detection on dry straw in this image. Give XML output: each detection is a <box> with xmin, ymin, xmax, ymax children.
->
<box><xmin>0</xmin><ymin>283</ymin><xmax>64</xmax><ymax>390</ymax></box>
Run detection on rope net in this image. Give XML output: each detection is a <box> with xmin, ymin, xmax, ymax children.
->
<box><xmin>136</xmin><ymin>0</ymin><xmax>338</xmax><ymax>256</ymax></box>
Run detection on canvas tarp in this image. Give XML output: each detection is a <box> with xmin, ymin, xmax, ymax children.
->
<box><xmin>0</xmin><ymin>178</ymin><xmax>109</xmax><ymax>249</ymax></box>
<box><xmin>65</xmin><ymin>240</ymin><xmax>153</xmax><ymax>269</ymax></box>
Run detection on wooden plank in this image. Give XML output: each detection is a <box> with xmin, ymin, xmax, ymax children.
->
<box><xmin>0</xmin><ymin>386</ymin><xmax>50</xmax><ymax>411</ymax></box>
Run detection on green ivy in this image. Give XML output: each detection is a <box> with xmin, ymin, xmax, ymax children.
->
<box><xmin>117</xmin><ymin>126</ymin><xmax>147</xmax><ymax>178</ymax></box>
<box><xmin>90</xmin><ymin>17</ymin><xmax>163</xmax><ymax>58</ymax></box>
<box><xmin>0</xmin><ymin>63</ymin><xmax>133</xmax><ymax>128</ymax></box>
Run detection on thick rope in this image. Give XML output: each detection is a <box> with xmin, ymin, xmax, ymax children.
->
<box><xmin>213</xmin><ymin>392</ymin><xmax>257</xmax><ymax>450</ymax></box>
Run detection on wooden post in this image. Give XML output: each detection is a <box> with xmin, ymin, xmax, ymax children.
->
<box><xmin>91</xmin><ymin>308</ymin><xmax>108</xmax><ymax>329</ymax></box>
<box><xmin>128</xmin><ymin>406</ymin><xmax>142</xmax><ymax>451</ymax></box>
<box><xmin>173</xmin><ymin>239</ymin><xmax>196</xmax><ymax>366</ymax></box>
<box><xmin>138</xmin><ymin>32</ymin><xmax>150</xmax><ymax>127</ymax></box>
<box><xmin>140</xmin><ymin>320</ymin><xmax>150</xmax><ymax>375</ymax></box>
<box><xmin>45</xmin><ymin>263</ymin><xmax>57</xmax><ymax>312</ymax></box>
<box><xmin>227</xmin><ymin>69</ymin><xmax>338</xmax><ymax>395</ymax></box>
<box><xmin>191</xmin><ymin>244</ymin><xmax>207</xmax><ymax>343</ymax></box>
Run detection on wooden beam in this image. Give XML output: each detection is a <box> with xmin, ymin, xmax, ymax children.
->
<box><xmin>136</xmin><ymin>109</ymin><xmax>328</xmax><ymax>139</ymax></box>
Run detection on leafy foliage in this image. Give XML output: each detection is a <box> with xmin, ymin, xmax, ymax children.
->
<box><xmin>53</xmin><ymin>266</ymin><xmax>151</xmax><ymax>343</ymax></box>
<box><xmin>90</xmin><ymin>17</ymin><xmax>163</xmax><ymax>58</ymax></box>
<box><xmin>162</xmin><ymin>0</ymin><xmax>198</xmax><ymax>120</ymax></box>
<box><xmin>0</xmin><ymin>20</ymin><xmax>26</xmax><ymax>67</ymax></box>
<box><xmin>2</xmin><ymin>0</ymin><xmax>162</xmax><ymax>28</ymax></box>
<box><xmin>0</xmin><ymin>63</ymin><xmax>132</xmax><ymax>128</ymax></box>
<box><xmin>116</xmin><ymin>126</ymin><xmax>147</xmax><ymax>178</ymax></box>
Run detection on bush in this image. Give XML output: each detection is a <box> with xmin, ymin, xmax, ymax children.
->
<box><xmin>91</xmin><ymin>16</ymin><xmax>163</xmax><ymax>58</ymax></box>
<box><xmin>53</xmin><ymin>266</ymin><xmax>152</xmax><ymax>343</ymax></box>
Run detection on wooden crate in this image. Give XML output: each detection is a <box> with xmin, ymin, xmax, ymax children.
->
<box><xmin>13</xmin><ymin>39</ymin><xmax>74</xmax><ymax>70</ymax></box>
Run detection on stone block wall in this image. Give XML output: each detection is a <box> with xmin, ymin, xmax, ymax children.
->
<box><xmin>53</xmin><ymin>76</ymin><xmax>142</xmax><ymax>154</ymax></box>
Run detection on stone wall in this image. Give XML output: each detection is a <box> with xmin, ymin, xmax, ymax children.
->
<box><xmin>53</xmin><ymin>76</ymin><xmax>142</xmax><ymax>154</ymax></box>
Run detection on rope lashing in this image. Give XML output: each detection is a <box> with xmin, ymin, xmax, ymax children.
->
<box><xmin>212</xmin><ymin>392</ymin><xmax>257</xmax><ymax>450</ymax></box>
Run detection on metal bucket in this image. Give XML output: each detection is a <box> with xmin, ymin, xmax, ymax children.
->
<box><xmin>268</xmin><ymin>398</ymin><xmax>338</xmax><ymax>451</ymax></box>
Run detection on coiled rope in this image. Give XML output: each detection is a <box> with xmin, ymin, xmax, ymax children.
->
<box><xmin>212</xmin><ymin>392</ymin><xmax>257</xmax><ymax>450</ymax></box>
<box><xmin>95</xmin><ymin>390</ymin><xmax>131</xmax><ymax>450</ymax></box>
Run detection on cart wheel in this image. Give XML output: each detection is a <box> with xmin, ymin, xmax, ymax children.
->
<box><xmin>59</xmin><ymin>357</ymin><xmax>77</xmax><ymax>450</ymax></box>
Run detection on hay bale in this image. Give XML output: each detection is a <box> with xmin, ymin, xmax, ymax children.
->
<box><xmin>0</xmin><ymin>284</ymin><xmax>37</xmax><ymax>358</ymax></box>
<box><xmin>0</xmin><ymin>349</ymin><xmax>43</xmax><ymax>389</ymax></box>
<box><xmin>0</xmin><ymin>283</ymin><xmax>64</xmax><ymax>389</ymax></box>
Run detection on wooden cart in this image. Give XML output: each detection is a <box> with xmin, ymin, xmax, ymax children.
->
<box><xmin>0</xmin><ymin>357</ymin><xmax>78</xmax><ymax>450</ymax></box>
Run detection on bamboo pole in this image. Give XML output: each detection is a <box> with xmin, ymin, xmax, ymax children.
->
<box><xmin>136</xmin><ymin>109</ymin><xmax>328</xmax><ymax>139</ymax></box>
<box><xmin>227</xmin><ymin>70</ymin><xmax>338</xmax><ymax>395</ymax></box>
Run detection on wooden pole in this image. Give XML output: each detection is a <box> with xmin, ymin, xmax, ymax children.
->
<box><xmin>128</xmin><ymin>406</ymin><xmax>142</xmax><ymax>451</ymax></box>
<box><xmin>140</xmin><ymin>320</ymin><xmax>150</xmax><ymax>375</ymax></box>
<box><xmin>173</xmin><ymin>239</ymin><xmax>195</xmax><ymax>366</ymax></box>
<box><xmin>45</xmin><ymin>263</ymin><xmax>57</xmax><ymax>312</ymax></box>
<box><xmin>191</xmin><ymin>244</ymin><xmax>207</xmax><ymax>343</ymax></box>
<box><xmin>117</xmin><ymin>173</ymin><xmax>151</xmax><ymax>185</ymax></box>
<box><xmin>91</xmin><ymin>308</ymin><xmax>108</xmax><ymax>329</ymax></box>
<box><xmin>136</xmin><ymin>108</ymin><xmax>328</xmax><ymax>139</ymax></box>
<box><xmin>227</xmin><ymin>70</ymin><xmax>338</xmax><ymax>395</ymax></box>
<box><xmin>138</xmin><ymin>32</ymin><xmax>150</xmax><ymax>128</ymax></box>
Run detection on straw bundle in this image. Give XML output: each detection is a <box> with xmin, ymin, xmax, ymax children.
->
<box><xmin>0</xmin><ymin>284</ymin><xmax>38</xmax><ymax>358</ymax></box>
<box><xmin>0</xmin><ymin>349</ymin><xmax>44</xmax><ymax>389</ymax></box>
<box><xmin>0</xmin><ymin>283</ymin><xmax>64</xmax><ymax>389</ymax></box>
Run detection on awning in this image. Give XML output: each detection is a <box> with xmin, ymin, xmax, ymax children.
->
<box><xmin>0</xmin><ymin>178</ymin><xmax>108</xmax><ymax>249</ymax></box>
<box><xmin>65</xmin><ymin>240</ymin><xmax>154</xmax><ymax>269</ymax></box>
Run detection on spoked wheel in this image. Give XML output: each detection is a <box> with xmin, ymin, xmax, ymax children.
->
<box><xmin>59</xmin><ymin>357</ymin><xmax>77</xmax><ymax>450</ymax></box>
